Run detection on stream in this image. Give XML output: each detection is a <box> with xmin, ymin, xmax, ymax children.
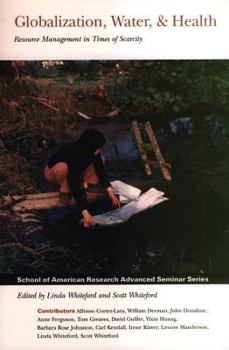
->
<box><xmin>20</xmin><ymin>115</ymin><xmax>229</xmax><ymax>281</ymax></box>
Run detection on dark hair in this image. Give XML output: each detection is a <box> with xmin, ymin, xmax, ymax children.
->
<box><xmin>80</xmin><ymin>128</ymin><xmax>106</xmax><ymax>152</ymax></box>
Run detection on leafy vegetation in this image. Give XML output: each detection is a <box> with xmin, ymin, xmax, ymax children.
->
<box><xmin>0</xmin><ymin>60</ymin><xmax>228</xmax><ymax>276</ymax></box>
<box><xmin>107</xmin><ymin>60</ymin><xmax>229</xmax><ymax>116</ymax></box>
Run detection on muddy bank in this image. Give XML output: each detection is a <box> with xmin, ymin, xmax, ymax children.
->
<box><xmin>0</xmin><ymin>114</ymin><xmax>228</xmax><ymax>280</ymax></box>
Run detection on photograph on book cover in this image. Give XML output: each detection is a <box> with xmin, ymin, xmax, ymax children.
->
<box><xmin>0</xmin><ymin>0</ymin><xmax>229</xmax><ymax>349</ymax></box>
<box><xmin>0</xmin><ymin>59</ymin><xmax>228</xmax><ymax>283</ymax></box>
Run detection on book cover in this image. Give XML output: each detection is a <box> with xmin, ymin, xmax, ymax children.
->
<box><xmin>0</xmin><ymin>0</ymin><xmax>228</xmax><ymax>349</ymax></box>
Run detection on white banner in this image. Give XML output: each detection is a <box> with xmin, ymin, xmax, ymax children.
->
<box><xmin>0</xmin><ymin>0</ymin><xmax>228</xmax><ymax>59</ymax></box>
<box><xmin>0</xmin><ymin>1</ymin><xmax>228</xmax><ymax>349</ymax></box>
<box><xmin>0</xmin><ymin>284</ymin><xmax>229</xmax><ymax>350</ymax></box>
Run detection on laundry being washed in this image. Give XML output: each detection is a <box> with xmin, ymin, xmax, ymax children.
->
<box><xmin>92</xmin><ymin>180</ymin><xmax>168</xmax><ymax>226</ymax></box>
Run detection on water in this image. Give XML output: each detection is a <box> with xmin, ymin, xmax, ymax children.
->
<box><xmin>26</xmin><ymin>115</ymin><xmax>229</xmax><ymax>281</ymax></box>
<box><xmin>164</xmin><ymin>114</ymin><xmax>229</xmax><ymax>280</ymax></box>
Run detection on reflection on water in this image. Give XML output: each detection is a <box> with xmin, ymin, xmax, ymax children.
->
<box><xmin>41</xmin><ymin>115</ymin><xmax>229</xmax><ymax>281</ymax></box>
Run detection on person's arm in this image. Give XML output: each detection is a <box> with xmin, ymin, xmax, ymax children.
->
<box><xmin>81</xmin><ymin>209</ymin><xmax>96</xmax><ymax>228</ymax></box>
<box><xmin>93</xmin><ymin>154</ymin><xmax>120</xmax><ymax>208</ymax></box>
<box><xmin>92</xmin><ymin>153</ymin><xmax>111</xmax><ymax>188</ymax></box>
<box><xmin>106</xmin><ymin>185</ymin><xmax>121</xmax><ymax>208</ymax></box>
<box><xmin>68</xmin><ymin>169</ymin><xmax>95</xmax><ymax>228</ymax></box>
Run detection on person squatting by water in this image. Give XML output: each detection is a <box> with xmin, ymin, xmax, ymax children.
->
<box><xmin>44</xmin><ymin>129</ymin><xmax>120</xmax><ymax>228</ymax></box>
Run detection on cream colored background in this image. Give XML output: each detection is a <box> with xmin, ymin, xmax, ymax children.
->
<box><xmin>0</xmin><ymin>284</ymin><xmax>229</xmax><ymax>350</ymax></box>
<box><xmin>0</xmin><ymin>0</ymin><xmax>228</xmax><ymax>59</ymax></box>
<box><xmin>0</xmin><ymin>1</ymin><xmax>229</xmax><ymax>349</ymax></box>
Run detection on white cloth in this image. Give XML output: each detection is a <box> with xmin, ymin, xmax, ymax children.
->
<box><xmin>111</xmin><ymin>180</ymin><xmax>142</xmax><ymax>203</ymax></box>
<box><xmin>93</xmin><ymin>180</ymin><xmax>168</xmax><ymax>226</ymax></box>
